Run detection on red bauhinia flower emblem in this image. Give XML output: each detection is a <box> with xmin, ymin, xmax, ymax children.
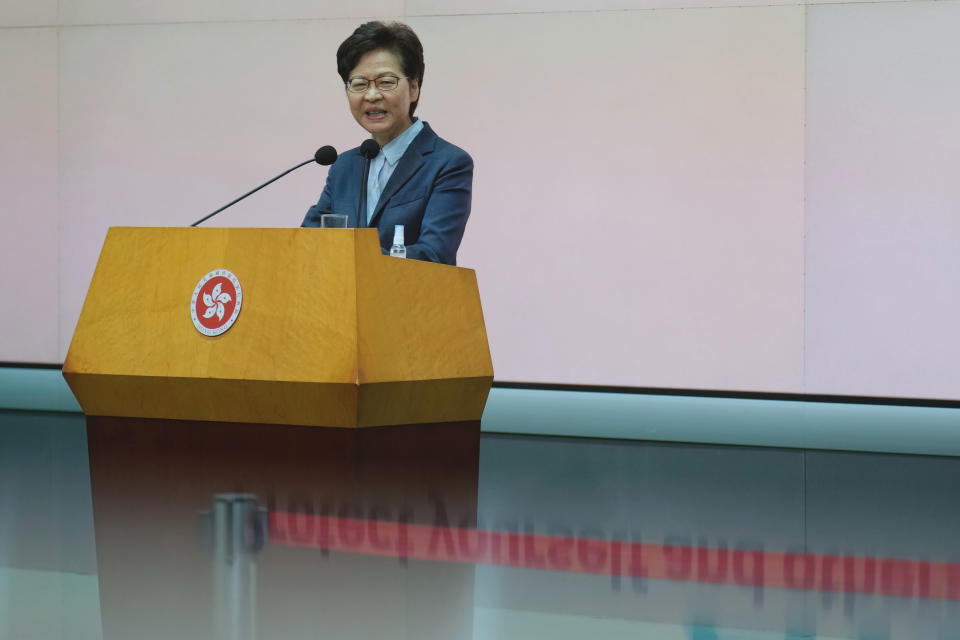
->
<box><xmin>191</xmin><ymin>270</ymin><xmax>243</xmax><ymax>336</ymax></box>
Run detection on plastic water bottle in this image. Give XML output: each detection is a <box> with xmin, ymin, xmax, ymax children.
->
<box><xmin>390</xmin><ymin>224</ymin><xmax>406</xmax><ymax>258</ymax></box>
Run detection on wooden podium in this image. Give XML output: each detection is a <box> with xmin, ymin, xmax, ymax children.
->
<box><xmin>63</xmin><ymin>227</ymin><xmax>493</xmax><ymax>428</ymax></box>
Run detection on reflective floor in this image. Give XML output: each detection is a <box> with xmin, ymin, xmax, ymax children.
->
<box><xmin>1</xmin><ymin>408</ymin><xmax>959</xmax><ymax>639</ymax></box>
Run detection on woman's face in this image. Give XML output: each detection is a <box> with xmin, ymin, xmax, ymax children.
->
<box><xmin>347</xmin><ymin>48</ymin><xmax>420</xmax><ymax>147</ymax></box>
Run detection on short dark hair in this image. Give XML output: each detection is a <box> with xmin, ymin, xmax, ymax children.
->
<box><xmin>337</xmin><ymin>21</ymin><xmax>425</xmax><ymax>118</ymax></box>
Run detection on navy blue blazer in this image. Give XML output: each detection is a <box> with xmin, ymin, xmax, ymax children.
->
<box><xmin>302</xmin><ymin>122</ymin><xmax>473</xmax><ymax>266</ymax></box>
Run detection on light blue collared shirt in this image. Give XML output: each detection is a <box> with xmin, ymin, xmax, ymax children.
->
<box><xmin>365</xmin><ymin>118</ymin><xmax>424</xmax><ymax>226</ymax></box>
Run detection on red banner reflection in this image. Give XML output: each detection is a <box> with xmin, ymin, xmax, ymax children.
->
<box><xmin>270</xmin><ymin>512</ymin><xmax>960</xmax><ymax>601</ymax></box>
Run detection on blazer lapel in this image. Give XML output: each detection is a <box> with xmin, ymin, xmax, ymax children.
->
<box><xmin>368</xmin><ymin>124</ymin><xmax>437</xmax><ymax>228</ymax></box>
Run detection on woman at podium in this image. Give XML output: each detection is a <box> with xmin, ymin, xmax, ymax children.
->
<box><xmin>302</xmin><ymin>21</ymin><xmax>473</xmax><ymax>266</ymax></box>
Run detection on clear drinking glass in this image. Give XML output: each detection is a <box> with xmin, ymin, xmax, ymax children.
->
<box><xmin>320</xmin><ymin>214</ymin><xmax>348</xmax><ymax>228</ymax></box>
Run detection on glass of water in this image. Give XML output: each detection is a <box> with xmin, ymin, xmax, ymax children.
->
<box><xmin>320</xmin><ymin>214</ymin><xmax>348</xmax><ymax>228</ymax></box>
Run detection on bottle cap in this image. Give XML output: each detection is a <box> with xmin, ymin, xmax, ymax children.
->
<box><xmin>393</xmin><ymin>224</ymin><xmax>404</xmax><ymax>245</ymax></box>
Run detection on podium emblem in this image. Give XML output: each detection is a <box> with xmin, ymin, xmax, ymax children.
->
<box><xmin>190</xmin><ymin>269</ymin><xmax>243</xmax><ymax>336</ymax></box>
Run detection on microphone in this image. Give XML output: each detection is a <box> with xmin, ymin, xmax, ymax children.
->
<box><xmin>314</xmin><ymin>145</ymin><xmax>338</xmax><ymax>165</ymax></box>
<box><xmin>359</xmin><ymin>139</ymin><xmax>381</xmax><ymax>159</ymax></box>
<box><xmin>190</xmin><ymin>145</ymin><xmax>338</xmax><ymax>227</ymax></box>
<box><xmin>355</xmin><ymin>139</ymin><xmax>381</xmax><ymax>228</ymax></box>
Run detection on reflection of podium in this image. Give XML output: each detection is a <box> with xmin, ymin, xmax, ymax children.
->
<box><xmin>87</xmin><ymin>416</ymin><xmax>480</xmax><ymax>640</ymax></box>
<box><xmin>63</xmin><ymin>227</ymin><xmax>493</xmax><ymax>427</ymax></box>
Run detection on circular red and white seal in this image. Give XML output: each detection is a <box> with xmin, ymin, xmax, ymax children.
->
<box><xmin>190</xmin><ymin>269</ymin><xmax>243</xmax><ymax>336</ymax></box>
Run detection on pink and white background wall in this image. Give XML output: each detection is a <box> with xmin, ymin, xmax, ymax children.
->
<box><xmin>1</xmin><ymin>0</ymin><xmax>958</xmax><ymax>400</ymax></box>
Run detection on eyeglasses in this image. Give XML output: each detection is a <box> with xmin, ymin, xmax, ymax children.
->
<box><xmin>346</xmin><ymin>75</ymin><xmax>406</xmax><ymax>93</ymax></box>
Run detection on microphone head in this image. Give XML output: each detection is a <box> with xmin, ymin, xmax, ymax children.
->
<box><xmin>314</xmin><ymin>145</ymin><xmax>338</xmax><ymax>166</ymax></box>
<box><xmin>359</xmin><ymin>139</ymin><xmax>381</xmax><ymax>159</ymax></box>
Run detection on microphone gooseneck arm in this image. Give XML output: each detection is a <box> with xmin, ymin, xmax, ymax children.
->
<box><xmin>190</xmin><ymin>145</ymin><xmax>338</xmax><ymax>227</ymax></box>
<box><xmin>357</xmin><ymin>156</ymin><xmax>372</xmax><ymax>228</ymax></box>
<box><xmin>190</xmin><ymin>158</ymin><xmax>316</xmax><ymax>228</ymax></box>
<box><xmin>355</xmin><ymin>139</ymin><xmax>381</xmax><ymax>229</ymax></box>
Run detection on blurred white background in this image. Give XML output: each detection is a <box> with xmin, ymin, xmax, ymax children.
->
<box><xmin>1</xmin><ymin>0</ymin><xmax>958</xmax><ymax>399</ymax></box>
